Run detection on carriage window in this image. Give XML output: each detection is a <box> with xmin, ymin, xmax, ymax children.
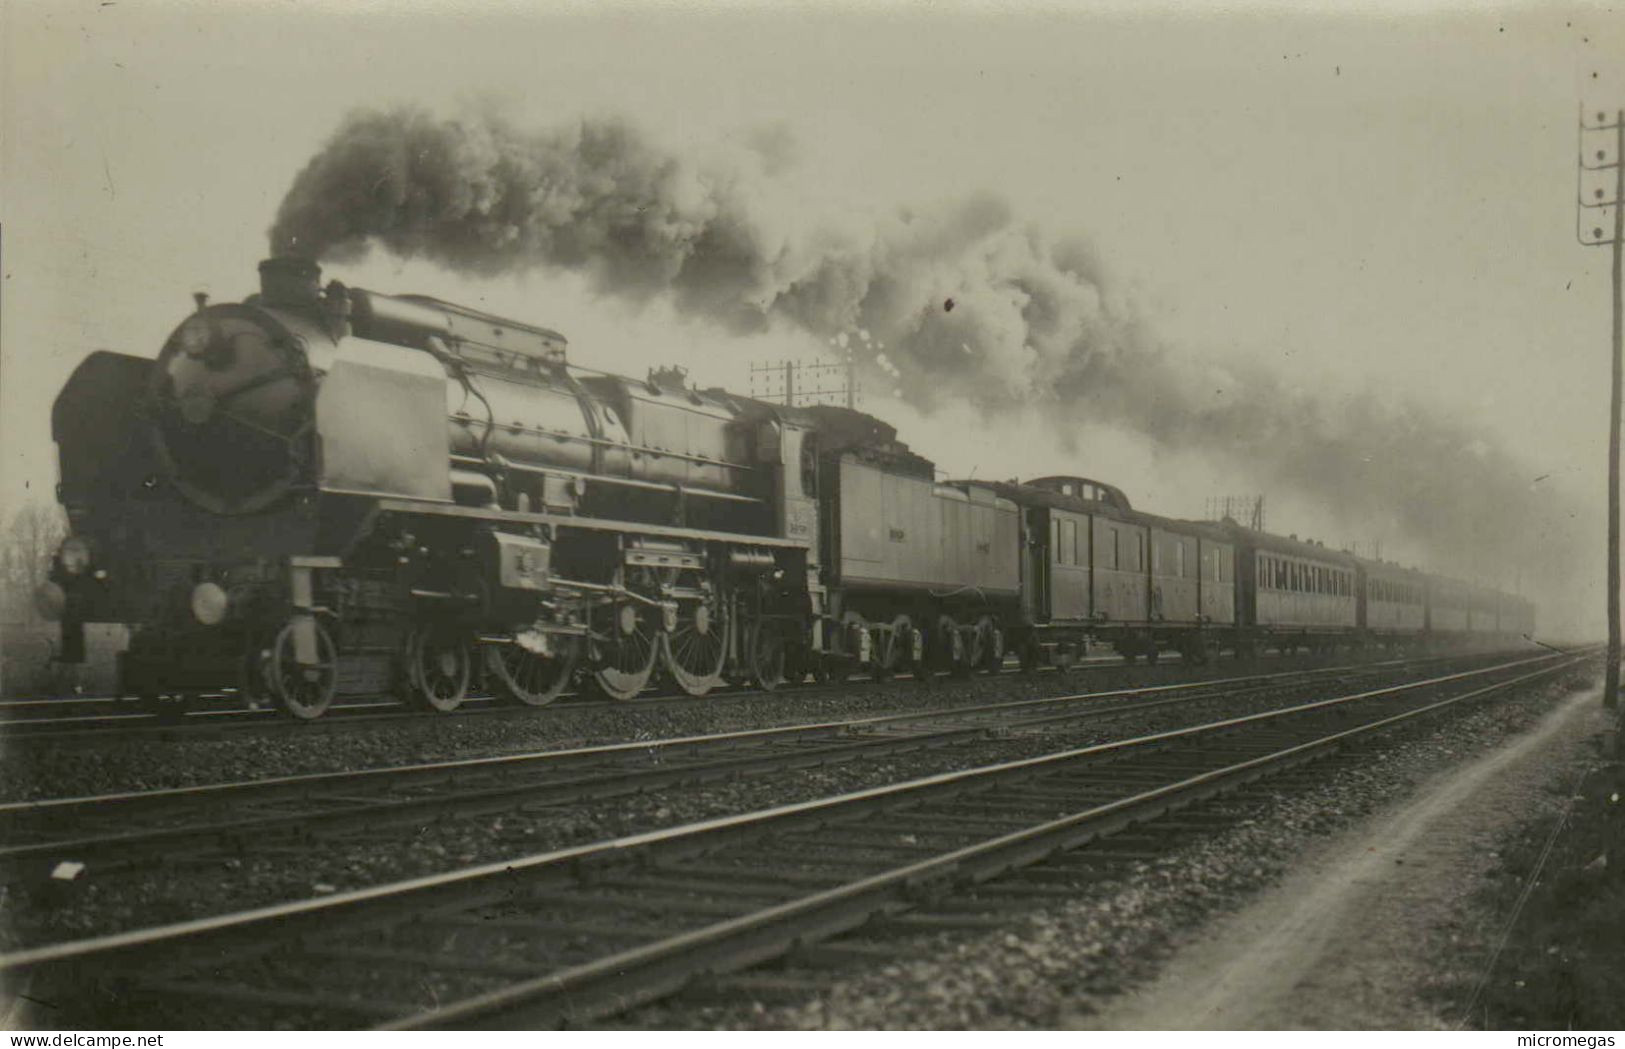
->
<box><xmin>1061</xmin><ymin>519</ymin><xmax>1077</xmax><ymax>566</ymax></box>
<box><xmin>1105</xmin><ymin>528</ymin><xmax>1119</xmax><ymax>571</ymax></box>
<box><xmin>1075</xmin><ymin>523</ymin><xmax>1086</xmax><ymax>566</ymax></box>
<box><xmin>1135</xmin><ymin>533</ymin><xmax>1145</xmax><ymax>571</ymax></box>
<box><xmin>1052</xmin><ymin>519</ymin><xmax>1060</xmax><ymax>563</ymax></box>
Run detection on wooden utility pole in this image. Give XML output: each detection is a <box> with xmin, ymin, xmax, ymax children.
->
<box><xmin>1579</xmin><ymin>106</ymin><xmax>1625</xmax><ymax>719</ymax></box>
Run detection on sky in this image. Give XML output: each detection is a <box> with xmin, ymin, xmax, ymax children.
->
<box><xmin>2</xmin><ymin>0</ymin><xmax>1621</xmax><ymax>636</ymax></box>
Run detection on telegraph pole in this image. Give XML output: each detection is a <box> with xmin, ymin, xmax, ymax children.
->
<box><xmin>1578</xmin><ymin>105</ymin><xmax>1625</xmax><ymax>715</ymax></box>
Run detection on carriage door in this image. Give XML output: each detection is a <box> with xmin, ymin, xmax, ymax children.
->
<box><xmin>1028</xmin><ymin>507</ymin><xmax>1051</xmax><ymax>622</ymax></box>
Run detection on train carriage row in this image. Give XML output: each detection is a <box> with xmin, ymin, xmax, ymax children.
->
<box><xmin>837</xmin><ymin>469</ymin><xmax>1532</xmax><ymax>670</ymax></box>
<box><xmin>35</xmin><ymin>258</ymin><xmax>1535</xmax><ymax>718</ymax></box>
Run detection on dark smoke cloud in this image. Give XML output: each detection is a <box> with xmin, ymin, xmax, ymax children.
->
<box><xmin>270</xmin><ymin>106</ymin><xmax>1566</xmax><ymax>583</ymax></box>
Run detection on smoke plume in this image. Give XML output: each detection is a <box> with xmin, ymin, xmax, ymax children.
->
<box><xmin>270</xmin><ymin>106</ymin><xmax>1567</xmax><ymax>587</ymax></box>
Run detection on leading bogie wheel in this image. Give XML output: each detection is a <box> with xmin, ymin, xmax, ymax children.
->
<box><xmin>406</xmin><ymin>625</ymin><xmax>472</xmax><ymax>713</ymax></box>
<box><xmin>239</xmin><ymin>632</ymin><xmax>274</xmax><ymax>711</ymax></box>
<box><xmin>268</xmin><ymin>619</ymin><xmax>337</xmax><ymax>721</ymax></box>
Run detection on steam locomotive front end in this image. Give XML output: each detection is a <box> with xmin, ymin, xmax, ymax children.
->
<box><xmin>148</xmin><ymin>259</ymin><xmax>325</xmax><ymax>515</ymax></box>
<box><xmin>42</xmin><ymin>256</ymin><xmax>812</xmax><ymax>716</ymax></box>
<box><xmin>41</xmin><ymin>259</ymin><xmax>385</xmax><ymax>702</ymax></box>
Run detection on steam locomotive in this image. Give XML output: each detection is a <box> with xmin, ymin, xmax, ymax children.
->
<box><xmin>35</xmin><ymin>258</ymin><xmax>1535</xmax><ymax>718</ymax></box>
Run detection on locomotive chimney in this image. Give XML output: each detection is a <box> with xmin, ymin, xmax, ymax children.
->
<box><xmin>258</xmin><ymin>257</ymin><xmax>322</xmax><ymax>309</ymax></box>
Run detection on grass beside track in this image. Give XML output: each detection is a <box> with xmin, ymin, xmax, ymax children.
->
<box><xmin>1458</xmin><ymin>760</ymin><xmax>1625</xmax><ymax>1031</ymax></box>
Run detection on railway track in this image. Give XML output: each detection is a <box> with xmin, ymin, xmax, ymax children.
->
<box><xmin>0</xmin><ymin>652</ymin><xmax>1484</xmax><ymax>881</ymax></box>
<box><xmin>0</xmin><ymin>645</ymin><xmax>1502</xmax><ymax>742</ymax></box>
<box><xmin>0</xmin><ymin>648</ymin><xmax>1588</xmax><ymax>1029</ymax></box>
<box><xmin>0</xmin><ymin>655</ymin><xmax>1153</xmax><ymax>741</ymax></box>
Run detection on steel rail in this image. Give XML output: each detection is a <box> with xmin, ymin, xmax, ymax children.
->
<box><xmin>397</xmin><ymin>652</ymin><xmax>1589</xmax><ymax>1030</ymax></box>
<box><xmin>0</xmin><ymin>645</ymin><xmax>1509</xmax><ymax>740</ymax></box>
<box><xmin>0</xmin><ymin>652</ymin><xmax>1522</xmax><ymax>878</ymax></box>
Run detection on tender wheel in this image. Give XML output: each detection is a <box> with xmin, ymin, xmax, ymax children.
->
<box><xmin>931</xmin><ymin>614</ymin><xmax>968</xmax><ymax>678</ymax></box>
<box><xmin>968</xmin><ymin>614</ymin><xmax>1002</xmax><ymax>673</ymax></box>
<box><xmin>406</xmin><ymin>625</ymin><xmax>471</xmax><ymax>713</ymax></box>
<box><xmin>268</xmin><ymin>619</ymin><xmax>337</xmax><ymax>721</ymax></box>
<box><xmin>747</xmin><ymin>616</ymin><xmax>788</xmax><ymax>691</ymax></box>
<box><xmin>880</xmin><ymin>614</ymin><xmax>919</xmax><ymax>680</ymax></box>
<box><xmin>1019</xmin><ymin>635</ymin><xmax>1041</xmax><ymax>674</ymax></box>
<box><xmin>590</xmin><ymin>600</ymin><xmax>660</xmax><ymax>701</ymax></box>
<box><xmin>662</xmin><ymin>587</ymin><xmax>729</xmax><ymax>697</ymax></box>
<box><xmin>485</xmin><ymin>636</ymin><xmax>578</xmax><ymax>708</ymax></box>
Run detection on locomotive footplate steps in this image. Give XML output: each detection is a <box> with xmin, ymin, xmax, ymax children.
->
<box><xmin>0</xmin><ymin>649</ymin><xmax>1588</xmax><ymax>1029</ymax></box>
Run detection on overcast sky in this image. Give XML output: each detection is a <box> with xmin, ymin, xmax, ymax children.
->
<box><xmin>2</xmin><ymin>0</ymin><xmax>1621</xmax><ymax>634</ymax></box>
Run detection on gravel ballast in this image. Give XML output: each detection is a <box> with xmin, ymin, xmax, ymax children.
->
<box><xmin>0</xmin><ymin>650</ymin><xmax>1516</xmax><ymax>803</ymax></box>
<box><xmin>610</xmin><ymin>671</ymin><xmax>1598</xmax><ymax>1030</ymax></box>
<box><xmin>0</xmin><ymin>658</ymin><xmax>1525</xmax><ymax>952</ymax></box>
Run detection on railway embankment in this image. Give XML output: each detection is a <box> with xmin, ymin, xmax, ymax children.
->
<box><xmin>1070</xmin><ymin>676</ymin><xmax>1614</xmax><ymax>1030</ymax></box>
<box><xmin>614</xmin><ymin>669</ymin><xmax>1602</xmax><ymax>1029</ymax></box>
<box><xmin>1444</xmin><ymin>725</ymin><xmax>1624</xmax><ymax>1031</ymax></box>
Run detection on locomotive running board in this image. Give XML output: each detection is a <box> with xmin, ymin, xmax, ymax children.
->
<box><xmin>362</xmin><ymin>497</ymin><xmax>814</xmax><ymax>550</ymax></box>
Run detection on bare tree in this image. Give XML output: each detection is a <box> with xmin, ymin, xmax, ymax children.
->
<box><xmin>0</xmin><ymin>503</ymin><xmax>66</xmax><ymax>623</ymax></box>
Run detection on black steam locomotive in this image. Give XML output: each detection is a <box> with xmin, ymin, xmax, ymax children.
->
<box><xmin>35</xmin><ymin>259</ymin><xmax>1534</xmax><ymax>718</ymax></box>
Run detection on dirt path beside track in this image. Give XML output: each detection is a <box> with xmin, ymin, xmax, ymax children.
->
<box><xmin>1079</xmin><ymin>686</ymin><xmax>1610</xmax><ymax>1031</ymax></box>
